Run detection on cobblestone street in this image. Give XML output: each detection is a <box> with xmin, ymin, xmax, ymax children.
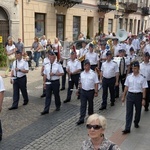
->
<box><xmin>0</xmin><ymin>68</ymin><xmax>150</xmax><ymax>150</ymax></box>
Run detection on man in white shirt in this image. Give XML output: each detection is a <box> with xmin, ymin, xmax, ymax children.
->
<box><xmin>122</xmin><ymin>61</ymin><xmax>148</xmax><ymax>134</ymax></box>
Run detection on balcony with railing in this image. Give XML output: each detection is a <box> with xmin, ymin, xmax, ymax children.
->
<box><xmin>97</xmin><ymin>0</ymin><xmax>116</xmax><ymax>12</ymax></box>
<box><xmin>124</xmin><ymin>2</ymin><xmax>138</xmax><ymax>13</ymax></box>
<box><xmin>142</xmin><ymin>7</ymin><xmax>150</xmax><ymax>16</ymax></box>
<box><xmin>54</xmin><ymin>0</ymin><xmax>82</xmax><ymax>8</ymax></box>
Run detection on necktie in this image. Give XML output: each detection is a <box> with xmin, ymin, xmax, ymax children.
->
<box><xmin>119</xmin><ymin>57</ymin><xmax>125</xmax><ymax>76</ymax></box>
<box><xmin>16</xmin><ymin>60</ymin><xmax>17</xmax><ymax>78</ymax></box>
<box><xmin>50</xmin><ymin>63</ymin><xmax>52</xmax><ymax>80</ymax></box>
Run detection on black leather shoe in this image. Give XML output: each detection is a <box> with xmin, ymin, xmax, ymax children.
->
<box><xmin>41</xmin><ymin>111</ymin><xmax>49</xmax><ymax>115</ymax></box>
<box><xmin>134</xmin><ymin>124</ymin><xmax>139</xmax><ymax>128</ymax></box>
<box><xmin>23</xmin><ymin>101</ymin><xmax>28</xmax><ymax>105</ymax></box>
<box><xmin>63</xmin><ymin>99</ymin><xmax>70</xmax><ymax>103</ymax></box>
<box><xmin>40</xmin><ymin>94</ymin><xmax>46</xmax><ymax>98</ymax></box>
<box><xmin>55</xmin><ymin>107</ymin><xmax>60</xmax><ymax>111</ymax></box>
<box><xmin>99</xmin><ymin>106</ymin><xmax>106</xmax><ymax>110</ymax></box>
<box><xmin>145</xmin><ymin>108</ymin><xmax>149</xmax><ymax>111</ymax></box>
<box><xmin>76</xmin><ymin>120</ymin><xmax>84</xmax><ymax>125</ymax></box>
<box><xmin>8</xmin><ymin>107</ymin><xmax>18</xmax><ymax>110</ymax></box>
<box><xmin>60</xmin><ymin>88</ymin><xmax>65</xmax><ymax>91</ymax></box>
<box><xmin>111</xmin><ymin>102</ymin><xmax>115</xmax><ymax>106</ymax></box>
<box><xmin>122</xmin><ymin>129</ymin><xmax>130</xmax><ymax>134</ymax></box>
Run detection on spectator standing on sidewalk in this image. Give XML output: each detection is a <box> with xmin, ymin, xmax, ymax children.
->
<box><xmin>0</xmin><ymin>76</ymin><xmax>5</xmax><ymax>141</ymax></box>
<box><xmin>122</xmin><ymin>61</ymin><xmax>148</xmax><ymax>134</ymax></box>
<box><xmin>76</xmin><ymin>59</ymin><xmax>99</xmax><ymax>125</ymax></box>
<box><xmin>8</xmin><ymin>50</ymin><xmax>29</xmax><ymax>110</ymax></box>
<box><xmin>64</xmin><ymin>51</ymin><xmax>81</xmax><ymax>103</ymax></box>
<box><xmin>15</xmin><ymin>38</ymin><xmax>24</xmax><ymax>54</ymax></box>
<box><xmin>81</xmin><ymin>114</ymin><xmax>120</xmax><ymax>150</ymax></box>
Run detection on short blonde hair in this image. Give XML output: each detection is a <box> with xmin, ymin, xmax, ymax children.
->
<box><xmin>86</xmin><ymin>114</ymin><xmax>107</xmax><ymax>130</ymax></box>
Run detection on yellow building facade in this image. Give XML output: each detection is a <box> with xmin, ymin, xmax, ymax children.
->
<box><xmin>0</xmin><ymin>0</ymin><xmax>149</xmax><ymax>46</ymax></box>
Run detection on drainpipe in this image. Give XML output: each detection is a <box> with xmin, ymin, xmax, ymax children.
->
<box><xmin>22</xmin><ymin>0</ymin><xmax>24</xmax><ymax>42</ymax></box>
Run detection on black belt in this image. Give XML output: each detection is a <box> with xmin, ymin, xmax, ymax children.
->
<box><xmin>46</xmin><ymin>79</ymin><xmax>59</xmax><ymax>82</ymax></box>
<box><xmin>14</xmin><ymin>75</ymin><xmax>26</xmax><ymax>79</ymax></box>
<box><xmin>128</xmin><ymin>92</ymin><xmax>142</xmax><ymax>95</ymax></box>
<box><xmin>82</xmin><ymin>89</ymin><xmax>94</xmax><ymax>92</ymax></box>
<box><xmin>103</xmin><ymin>77</ymin><xmax>115</xmax><ymax>80</ymax></box>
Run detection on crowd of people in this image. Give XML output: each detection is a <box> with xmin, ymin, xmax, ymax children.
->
<box><xmin>0</xmin><ymin>31</ymin><xmax>150</xmax><ymax>148</ymax></box>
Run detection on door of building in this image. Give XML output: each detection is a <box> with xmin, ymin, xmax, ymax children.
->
<box><xmin>0</xmin><ymin>7</ymin><xmax>9</xmax><ymax>46</ymax></box>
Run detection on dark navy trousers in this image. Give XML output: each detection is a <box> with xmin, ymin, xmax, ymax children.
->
<box><xmin>125</xmin><ymin>92</ymin><xmax>142</xmax><ymax>130</ymax></box>
<box><xmin>44</xmin><ymin>80</ymin><xmax>61</xmax><ymax>112</ymax></box>
<box><xmin>12</xmin><ymin>76</ymin><xmax>29</xmax><ymax>107</ymax></box>
<box><xmin>79</xmin><ymin>89</ymin><xmax>95</xmax><ymax>121</ymax></box>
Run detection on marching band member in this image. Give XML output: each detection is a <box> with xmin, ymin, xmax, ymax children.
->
<box><xmin>9</xmin><ymin>50</ymin><xmax>29</xmax><ymax>110</ymax></box>
<box><xmin>40</xmin><ymin>51</ymin><xmax>50</xmax><ymax>98</ymax></box>
<box><xmin>144</xmin><ymin>38</ymin><xmax>150</xmax><ymax>54</ymax></box>
<box><xmin>78</xmin><ymin>41</ymin><xmax>88</xmax><ymax>70</ymax></box>
<box><xmin>115</xmin><ymin>49</ymin><xmax>130</xmax><ymax>98</ymax></box>
<box><xmin>64</xmin><ymin>51</ymin><xmax>81</xmax><ymax>103</ymax></box>
<box><xmin>85</xmin><ymin>43</ymin><xmax>99</xmax><ymax>71</ymax></box>
<box><xmin>99</xmin><ymin>51</ymin><xmax>119</xmax><ymax>110</ymax></box>
<box><xmin>140</xmin><ymin>52</ymin><xmax>150</xmax><ymax>111</ymax></box>
<box><xmin>113</xmin><ymin>38</ymin><xmax>120</xmax><ymax>57</ymax></box>
<box><xmin>126</xmin><ymin>38</ymin><xmax>135</xmax><ymax>56</ymax></box>
<box><xmin>41</xmin><ymin>51</ymin><xmax>64</xmax><ymax>115</ymax></box>
<box><xmin>76</xmin><ymin>59</ymin><xmax>99</xmax><ymax>125</ymax></box>
<box><xmin>122</xmin><ymin>61</ymin><xmax>148</xmax><ymax>134</ymax></box>
<box><xmin>99</xmin><ymin>42</ymin><xmax>108</xmax><ymax>69</ymax></box>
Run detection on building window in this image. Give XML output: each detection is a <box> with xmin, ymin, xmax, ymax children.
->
<box><xmin>73</xmin><ymin>16</ymin><xmax>80</xmax><ymax>41</ymax></box>
<box><xmin>129</xmin><ymin>19</ymin><xmax>133</xmax><ymax>32</ymax></box>
<box><xmin>35</xmin><ymin>13</ymin><xmax>45</xmax><ymax>37</ymax></box>
<box><xmin>119</xmin><ymin>18</ymin><xmax>123</xmax><ymax>29</ymax></box>
<box><xmin>56</xmin><ymin>15</ymin><xmax>65</xmax><ymax>41</ymax></box>
<box><xmin>125</xmin><ymin>18</ymin><xmax>128</xmax><ymax>31</ymax></box>
<box><xmin>108</xmin><ymin>19</ymin><xmax>113</xmax><ymax>33</ymax></box>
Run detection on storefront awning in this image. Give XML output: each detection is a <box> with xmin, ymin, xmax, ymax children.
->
<box><xmin>54</xmin><ymin>0</ymin><xmax>82</xmax><ymax>8</ymax></box>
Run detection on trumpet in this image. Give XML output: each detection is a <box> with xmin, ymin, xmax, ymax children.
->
<box><xmin>78</xmin><ymin>55</ymin><xmax>85</xmax><ymax>62</ymax></box>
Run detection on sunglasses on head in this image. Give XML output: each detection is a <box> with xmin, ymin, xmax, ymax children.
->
<box><xmin>86</xmin><ymin>124</ymin><xmax>102</xmax><ymax>130</ymax></box>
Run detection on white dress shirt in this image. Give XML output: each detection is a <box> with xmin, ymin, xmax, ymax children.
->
<box><xmin>12</xmin><ymin>59</ymin><xmax>29</xmax><ymax>78</ymax></box>
<box><xmin>79</xmin><ymin>48</ymin><xmax>88</xmax><ymax>57</ymax></box>
<box><xmin>85</xmin><ymin>52</ymin><xmax>99</xmax><ymax>65</ymax></box>
<box><xmin>100</xmin><ymin>49</ymin><xmax>107</xmax><ymax>62</ymax></box>
<box><xmin>42</xmin><ymin>57</ymin><xmax>50</xmax><ymax>66</ymax></box>
<box><xmin>113</xmin><ymin>44</ymin><xmax>122</xmax><ymax>57</ymax></box>
<box><xmin>0</xmin><ymin>76</ymin><xmax>5</xmax><ymax>92</ymax></box>
<box><xmin>80</xmin><ymin>69</ymin><xmax>99</xmax><ymax>90</ymax></box>
<box><xmin>144</xmin><ymin>44</ymin><xmax>150</xmax><ymax>54</ymax></box>
<box><xmin>66</xmin><ymin>59</ymin><xmax>81</xmax><ymax>73</ymax></box>
<box><xmin>125</xmin><ymin>73</ymin><xmax>148</xmax><ymax>92</ymax></box>
<box><xmin>44</xmin><ymin>62</ymin><xmax>64</xmax><ymax>80</ymax></box>
<box><xmin>101</xmin><ymin>60</ymin><xmax>119</xmax><ymax>78</ymax></box>
<box><xmin>140</xmin><ymin>62</ymin><xmax>150</xmax><ymax>81</ymax></box>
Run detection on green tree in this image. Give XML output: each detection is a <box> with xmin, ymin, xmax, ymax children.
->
<box><xmin>0</xmin><ymin>44</ymin><xmax>7</xmax><ymax>67</ymax></box>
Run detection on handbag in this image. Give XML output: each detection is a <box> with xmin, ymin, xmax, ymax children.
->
<box><xmin>8</xmin><ymin>53</ymin><xmax>15</xmax><ymax>60</ymax></box>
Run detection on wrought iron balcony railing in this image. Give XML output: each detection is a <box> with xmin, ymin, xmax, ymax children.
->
<box><xmin>97</xmin><ymin>0</ymin><xmax>116</xmax><ymax>12</ymax></box>
<box><xmin>54</xmin><ymin>0</ymin><xmax>82</xmax><ymax>8</ymax></box>
<box><xmin>124</xmin><ymin>2</ymin><xmax>138</xmax><ymax>13</ymax></box>
<box><xmin>142</xmin><ymin>7</ymin><xmax>150</xmax><ymax>16</ymax></box>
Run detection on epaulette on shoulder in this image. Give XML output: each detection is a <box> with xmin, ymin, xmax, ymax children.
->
<box><xmin>140</xmin><ymin>74</ymin><xmax>146</xmax><ymax>78</ymax></box>
<box><xmin>44</xmin><ymin>62</ymin><xmax>49</xmax><ymax>66</ymax></box>
<box><xmin>112</xmin><ymin>61</ymin><xmax>117</xmax><ymax>64</ymax></box>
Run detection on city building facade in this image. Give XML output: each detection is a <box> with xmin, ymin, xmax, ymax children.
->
<box><xmin>0</xmin><ymin>0</ymin><xmax>149</xmax><ymax>46</ymax></box>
